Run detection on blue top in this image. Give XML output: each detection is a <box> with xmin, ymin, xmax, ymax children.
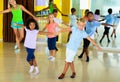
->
<box><xmin>85</xmin><ymin>20</ymin><xmax>101</xmax><ymax>37</ymax></box>
<box><xmin>104</xmin><ymin>14</ymin><xmax>115</xmax><ymax>25</ymax></box>
<box><xmin>114</xmin><ymin>13</ymin><xmax>120</xmax><ymax>25</ymax></box>
<box><xmin>67</xmin><ymin>26</ymin><xmax>88</xmax><ymax>52</ymax></box>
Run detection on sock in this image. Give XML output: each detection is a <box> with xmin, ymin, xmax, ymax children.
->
<box><xmin>35</xmin><ymin>66</ymin><xmax>39</xmax><ymax>72</ymax></box>
<box><xmin>29</xmin><ymin>65</ymin><xmax>34</xmax><ymax>73</ymax></box>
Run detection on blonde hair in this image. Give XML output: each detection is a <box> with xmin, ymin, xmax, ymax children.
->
<box><xmin>47</xmin><ymin>14</ymin><xmax>55</xmax><ymax>24</ymax></box>
<box><xmin>77</xmin><ymin>18</ymin><xmax>86</xmax><ymax>24</ymax></box>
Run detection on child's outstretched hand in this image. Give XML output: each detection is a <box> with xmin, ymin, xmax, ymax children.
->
<box><xmin>14</xmin><ymin>23</ymin><xmax>17</xmax><ymax>26</ymax></box>
<box><xmin>97</xmin><ymin>47</ymin><xmax>102</xmax><ymax>51</ymax></box>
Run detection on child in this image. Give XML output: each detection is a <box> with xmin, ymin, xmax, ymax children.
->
<box><xmin>94</xmin><ymin>9</ymin><xmax>101</xmax><ymax>35</ymax></box>
<box><xmin>58</xmin><ymin>18</ymin><xmax>102</xmax><ymax>79</ymax></box>
<box><xmin>53</xmin><ymin>9</ymin><xmax>69</xmax><ymax>51</ymax></box>
<box><xmin>67</xmin><ymin>8</ymin><xmax>78</xmax><ymax>42</ymax></box>
<box><xmin>40</xmin><ymin>0</ymin><xmax>66</xmax><ymax>16</ymax></box>
<box><xmin>111</xmin><ymin>10</ymin><xmax>120</xmax><ymax>38</ymax></box>
<box><xmin>42</xmin><ymin>14</ymin><xmax>61</xmax><ymax>61</ymax></box>
<box><xmin>0</xmin><ymin>0</ymin><xmax>37</xmax><ymax>52</ymax></box>
<box><xmin>100</xmin><ymin>8</ymin><xmax>115</xmax><ymax>43</ymax></box>
<box><xmin>78</xmin><ymin>11</ymin><xmax>114</xmax><ymax>62</ymax></box>
<box><xmin>16</xmin><ymin>18</ymin><xmax>54</xmax><ymax>75</ymax></box>
<box><xmin>83</xmin><ymin>9</ymin><xmax>89</xmax><ymax>20</ymax></box>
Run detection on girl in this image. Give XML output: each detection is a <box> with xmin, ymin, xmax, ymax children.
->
<box><xmin>58</xmin><ymin>18</ymin><xmax>102</xmax><ymax>79</ymax></box>
<box><xmin>94</xmin><ymin>9</ymin><xmax>101</xmax><ymax>35</ymax></box>
<box><xmin>42</xmin><ymin>14</ymin><xmax>61</xmax><ymax>61</ymax></box>
<box><xmin>16</xmin><ymin>18</ymin><xmax>54</xmax><ymax>75</ymax></box>
<box><xmin>0</xmin><ymin>0</ymin><xmax>37</xmax><ymax>51</ymax></box>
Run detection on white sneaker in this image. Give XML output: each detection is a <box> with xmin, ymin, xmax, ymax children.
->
<box><xmin>50</xmin><ymin>57</ymin><xmax>55</xmax><ymax>61</ymax></box>
<box><xmin>48</xmin><ymin>56</ymin><xmax>53</xmax><ymax>60</ymax></box>
<box><xmin>29</xmin><ymin>66</ymin><xmax>34</xmax><ymax>73</ymax></box>
<box><xmin>34</xmin><ymin>71</ymin><xmax>39</xmax><ymax>75</ymax></box>
<box><xmin>15</xmin><ymin>49</ymin><xmax>21</xmax><ymax>53</ymax></box>
<box><xmin>14</xmin><ymin>45</ymin><xmax>18</xmax><ymax>49</ymax></box>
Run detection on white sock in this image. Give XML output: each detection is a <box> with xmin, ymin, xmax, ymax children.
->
<box><xmin>29</xmin><ymin>65</ymin><xmax>34</xmax><ymax>73</ymax></box>
<box><xmin>35</xmin><ymin>66</ymin><xmax>39</xmax><ymax>72</ymax></box>
<box><xmin>34</xmin><ymin>66</ymin><xmax>39</xmax><ymax>75</ymax></box>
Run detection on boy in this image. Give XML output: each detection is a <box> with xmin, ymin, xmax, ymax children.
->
<box><xmin>100</xmin><ymin>8</ymin><xmax>115</xmax><ymax>43</ymax></box>
<box><xmin>58</xmin><ymin>18</ymin><xmax>102</xmax><ymax>79</ymax></box>
<box><xmin>78</xmin><ymin>11</ymin><xmax>114</xmax><ymax>62</ymax></box>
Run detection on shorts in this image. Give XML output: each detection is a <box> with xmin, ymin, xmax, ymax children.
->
<box><xmin>83</xmin><ymin>39</ymin><xmax>90</xmax><ymax>48</ymax></box>
<box><xmin>104</xmin><ymin>26</ymin><xmax>110</xmax><ymax>35</ymax></box>
<box><xmin>11</xmin><ymin>21</ymin><xmax>24</xmax><ymax>29</ymax></box>
<box><xmin>56</xmin><ymin>36</ymin><xmax>59</xmax><ymax>41</ymax></box>
<box><xmin>26</xmin><ymin>47</ymin><xmax>35</xmax><ymax>62</ymax></box>
<box><xmin>47</xmin><ymin>37</ymin><xmax>56</xmax><ymax>50</ymax></box>
<box><xmin>66</xmin><ymin>48</ymin><xmax>77</xmax><ymax>62</ymax></box>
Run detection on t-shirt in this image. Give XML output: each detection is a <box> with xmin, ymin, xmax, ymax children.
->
<box><xmin>24</xmin><ymin>28</ymin><xmax>39</xmax><ymax>49</ymax></box>
<box><xmin>69</xmin><ymin>14</ymin><xmax>77</xmax><ymax>27</ymax></box>
<box><xmin>46</xmin><ymin>22</ymin><xmax>58</xmax><ymax>38</ymax></box>
<box><xmin>104</xmin><ymin>14</ymin><xmax>115</xmax><ymax>26</ymax></box>
<box><xmin>114</xmin><ymin>13</ymin><xmax>120</xmax><ymax>25</ymax></box>
<box><xmin>94</xmin><ymin>14</ymin><xmax>100</xmax><ymax>21</ymax></box>
<box><xmin>54</xmin><ymin>18</ymin><xmax>62</xmax><ymax>24</ymax></box>
<box><xmin>85</xmin><ymin>20</ymin><xmax>101</xmax><ymax>38</ymax></box>
<box><xmin>67</xmin><ymin>26</ymin><xmax>88</xmax><ymax>52</ymax></box>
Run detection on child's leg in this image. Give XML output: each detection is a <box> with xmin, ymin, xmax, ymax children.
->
<box><xmin>63</xmin><ymin>62</ymin><xmax>70</xmax><ymax>74</ymax></box>
<box><xmin>100</xmin><ymin>34</ymin><xmax>105</xmax><ymax>43</ymax></box>
<box><xmin>13</xmin><ymin>29</ymin><xmax>20</xmax><ymax>49</ymax></box>
<box><xmin>70</xmin><ymin>62</ymin><xmax>76</xmax><ymax>78</ymax></box>
<box><xmin>78</xmin><ymin>39</ymin><xmax>88</xmax><ymax>59</ymax></box>
<box><xmin>26</xmin><ymin>48</ymin><xmax>35</xmax><ymax>73</ymax></box>
<box><xmin>70</xmin><ymin>62</ymin><xmax>75</xmax><ymax>73</ymax></box>
<box><xmin>58</xmin><ymin>62</ymin><xmax>70</xmax><ymax>79</ymax></box>
<box><xmin>18</xmin><ymin>28</ymin><xmax>24</xmax><ymax>43</ymax></box>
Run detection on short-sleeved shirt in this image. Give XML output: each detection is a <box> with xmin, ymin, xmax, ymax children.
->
<box><xmin>24</xmin><ymin>28</ymin><xmax>39</xmax><ymax>49</ymax></box>
<box><xmin>69</xmin><ymin>14</ymin><xmax>77</xmax><ymax>27</ymax></box>
<box><xmin>114</xmin><ymin>13</ymin><xmax>120</xmax><ymax>25</ymax></box>
<box><xmin>54</xmin><ymin>18</ymin><xmax>62</xmax><ymax>24</ymax></box>
<box><xmin>85</xmin><ymin>20</ymin><xmax>101</xmax><ymax>38</ymax></box>
<box><xmin>46</xmin><ymin>22</ymin><xmax>58</xmax><ymax>38</ymax></box>
<box><xmin>94</xmin><ymin>14</ymin><xmax>100</xmax><ymax>21</ymax></box>
<box><xmin>67</xmin><ymin>26</ymin><xmax>88</xmax><ymax>52</ymax></box>
<box><xmin>104</xmin><ymin>14</ymin><xmax>115</xmax><ymax>26</ymax></box>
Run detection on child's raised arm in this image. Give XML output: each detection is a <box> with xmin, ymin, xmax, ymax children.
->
<box><xmin>14</xmin><ymin>23</ymin><xmax>26</xmax><ymax>29</ymax></box>
<box><xmin>101</xmin><ymin>23</ymin><xmax>115</xmax><ymax>27</ymax></box>
<box><xmin>0</xmin><ymin>8</ymin><xmax>12</xmax><ymax>14</ymax></box>
<box><xmin>86</xmin><ymin>36</ymin><xmax>102</xmax><ymax>51</ymax></box>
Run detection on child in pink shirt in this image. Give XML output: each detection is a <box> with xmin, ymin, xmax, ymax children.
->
<box><xmin>42</xmin><ymin>14</ymin><xmax>60</xmax><ymax>61</ymax></box>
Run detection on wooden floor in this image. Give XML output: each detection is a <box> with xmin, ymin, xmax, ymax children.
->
<box><xmin>0</xmin><ymin>42</ymin><xmax>120</xmax><ymax>82</ymax></box>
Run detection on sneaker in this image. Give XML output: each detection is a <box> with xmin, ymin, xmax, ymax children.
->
<box><xmin>48</xmin><ymin>56</ymin><xmax>53</xmax><ymax>60</ymax></box>
<box><xmin>78</xmin><ymin>55</ymin><xmax>83</xmax><ymax>59</ymax></box>
<box><xmin>86</xmin><ymin>56</ymin><xmax>89</xmax><ymax>62</ymax></box>
<box><xmin>34</xmin><ymin>71</ymin><xmax>39</xmax><ymax>75</ymax></box>
<box><xmin>58</xmin><ymin>73</ymin><xmax>65</xmax><ymax>79</ymax></box>
<box><xmin>108</xmin><ymin>40</ymin><xmax>110</xmax><ymax>43</ymax></box>
<box><xmin>14</xmin><ymin>45</ymin><xmax>18</xmax><ymax>49</ymax></box>
<box><xmin>50</xmin><ymin>57</ymin><xmax>55</xmax><ymax>61</ymax></box>
<box><xmin>15</xmin><ymin>49</ymin><xmax>20</xmax><ymax>53</ymax></box>
<box><xmin>70</xmin><ymin>72</ymin><xmax>76</xmax><ymax>78</ymax></box>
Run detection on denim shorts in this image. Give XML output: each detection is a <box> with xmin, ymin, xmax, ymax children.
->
<box><xmin>11</xmin><ymin>21</ymin><xmax>24</xmax><ymax>29</ymax></box>
<box><xmin>47</xmin><ymin>37</ymin><xmax>56</xmax><ymax>50</ymax></box>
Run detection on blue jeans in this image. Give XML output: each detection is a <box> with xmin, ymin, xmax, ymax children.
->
<box><xmin>26</xmin><ymin>47</ymin><xmax>35</xmax><ymax>62</ymax></box>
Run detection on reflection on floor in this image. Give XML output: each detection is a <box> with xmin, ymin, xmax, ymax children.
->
<box><xmin>96</xmin><ymin>25</ymin><xmax>120</xmax><ymax>48</ymax></box>
<box><xmin>0</xmin><ymin>42</ymin><xmax>120</xmax><ymax>82</ymax></box>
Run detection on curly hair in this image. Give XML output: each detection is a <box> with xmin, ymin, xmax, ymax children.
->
<box><xmin>26</xmin><ymin>18</ymin><xmax>39</xmax><ymax>30</ymax></box>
